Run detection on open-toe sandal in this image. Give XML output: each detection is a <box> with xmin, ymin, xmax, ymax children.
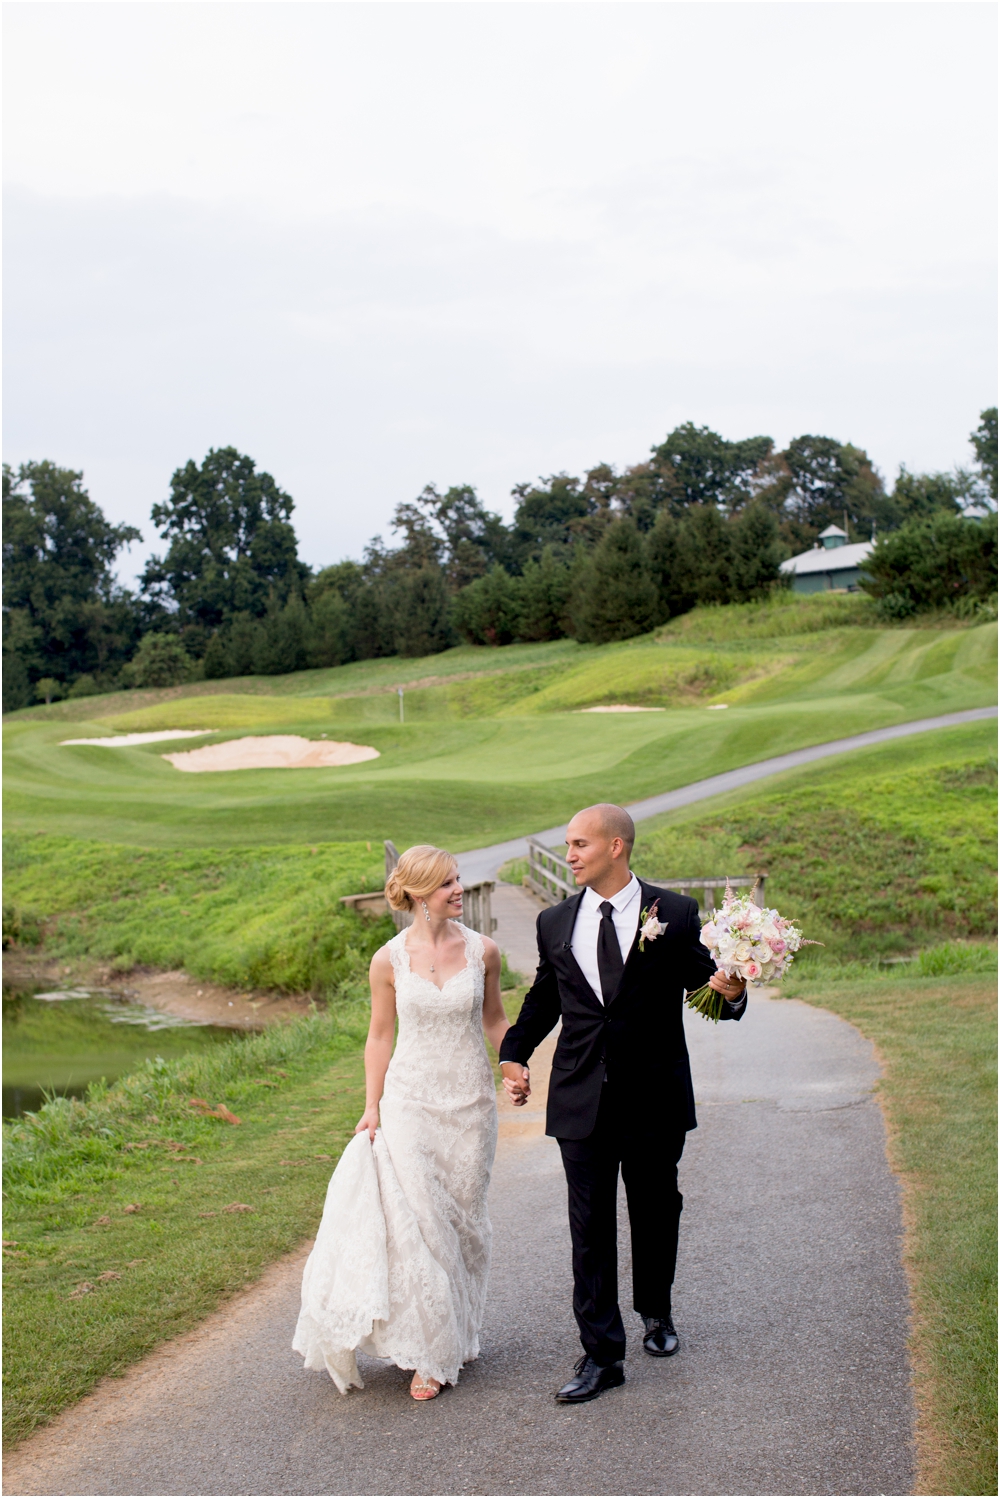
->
<box><xmin>410</xmin><ymin>1375</ymin><xmax>442</xmax><ymax>1401</ymax></box>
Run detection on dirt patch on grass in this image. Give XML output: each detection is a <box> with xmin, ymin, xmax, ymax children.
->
<box><xmin>2</xmin><ymin>953</ymin><xmax>312</xmax><ymax>1029</ymax></box>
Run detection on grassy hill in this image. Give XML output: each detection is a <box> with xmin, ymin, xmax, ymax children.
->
<box><xmin>4</xmin><ymin>597</ymin><xmax>995</xmax><ymax>850</ymax></box>
<box><xmin>5</xmin><ymin>725</ymin><xmax>995</xmax><ymax>990</ymax></box>
<box><xmin>631</xmin><ymin>721</ymin><xmax>997</xmax><ymax>959</ymax></box>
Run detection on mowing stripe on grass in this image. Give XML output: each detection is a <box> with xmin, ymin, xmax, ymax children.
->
<box><xmin>458</xmin><ymin>707</ymin><xmax>998</xmax><ymax>880</ymax></box>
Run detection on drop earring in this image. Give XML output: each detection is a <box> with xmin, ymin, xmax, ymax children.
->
<box><xmin>421</xmin><ymin>901</ymin><xmax>431</xmax><ymax>923</ymax></box>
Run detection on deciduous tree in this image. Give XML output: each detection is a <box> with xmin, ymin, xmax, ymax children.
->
<box><xmin>140</xmin><ymin>448</ymin><xmax>307</xmax><ymax>637</ymax></box>
<box><xmin>2</xmin><ymin>461</ymin><xmax>142</xmax><ymax>706</ymax></box>
<box><xmin>971</xmin><ymin>407</ymin><xmax>998</xmax><ymax>501</ymax></box>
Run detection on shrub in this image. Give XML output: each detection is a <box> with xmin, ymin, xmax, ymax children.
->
<box><xmin>2</xmin><ymin>904</ymin><xmax>44</xmax><ymax>949</ymax></box>
<box><xmin>33</xmin><ymin>677</ymin><xmax>63</xmax><ymax>705</ymax></box>
<box><xmin>861</xmin><ymin>511</ymin><xmax>998</xmax><ymax>613</ymax></box>
<box><xmin>66</xmin><ymin>674</ymin><xmax>99</xmax><ymax>698</ymax></box>
<box><xmin>122</xmin><ymin>632</ymin><xmax>193</xmax><ymax>689</ymax></box>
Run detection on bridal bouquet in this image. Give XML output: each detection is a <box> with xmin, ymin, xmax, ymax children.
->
<box><xmin>686</xmin><ymin>881</ymin><xmax>813</xmax><ymax>1023</ymax></box>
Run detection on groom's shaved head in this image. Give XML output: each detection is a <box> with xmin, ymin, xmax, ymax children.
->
<box><xmin>575</xmin><ymin>803</ymin><xmax>635</xmax><ymax>853</ymax></box>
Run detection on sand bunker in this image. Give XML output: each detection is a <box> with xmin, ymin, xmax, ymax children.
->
<box><xmin>61</xmin><ymin>730</ymin><xmax>213</xmax><ymax>747</ymax></box>
<box><xmin>163</xmin><ymin>735</ymin><xmax>380</xmax><ymax>772</ymax></box>
<box><xmin>578</xmin><ymin>704</ymin><xmax>666</xmax><ymax>713</ymax></box>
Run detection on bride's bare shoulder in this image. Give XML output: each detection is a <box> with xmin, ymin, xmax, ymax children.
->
<box><xmin>480</xmin><ymin>934</ymin><xmax>501</xmax><ymax>967</ymax></box>
<box><xmin>369</xmin><ymin>941</ymin><xmax>397</xmax><ymax>979</ymax></box>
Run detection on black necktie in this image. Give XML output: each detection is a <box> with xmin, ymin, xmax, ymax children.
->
<box><xmin>597</xmin><ymin>900</ymin><xmax>624</xmax><ymax>1003</ymax></box>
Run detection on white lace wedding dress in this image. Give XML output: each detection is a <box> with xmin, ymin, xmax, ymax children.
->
<box><xmin>293</xmin><ymin>922</ymin><xmax>498</xmax><ymax>1392</ymax></box>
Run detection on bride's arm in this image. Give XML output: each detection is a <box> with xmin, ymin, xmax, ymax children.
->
<box><xmin>355</xmin><ymin>946</ymin><xmax>397</xmax><ymax>1141</ymax></box>
<box><xmin>480</xmin><ymin>936</ymin><xmax>510</xmax><ymax>1059</ymax></box>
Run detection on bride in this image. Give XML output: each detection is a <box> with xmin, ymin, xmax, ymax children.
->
<box><xmin>293</xmin><ymin>844</ymin><xmax>521</xmax><ymax>1401</ymax></box>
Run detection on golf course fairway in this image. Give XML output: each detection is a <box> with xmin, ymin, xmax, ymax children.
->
<box><xmin>5</xmin><ymin>616</ymin><xmax>996</xmax><ymax>849</ymax></box>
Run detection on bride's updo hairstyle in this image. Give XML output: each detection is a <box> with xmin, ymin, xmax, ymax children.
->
<box><xmin>385</xmin><ymin>844</ymin><xmax>458</xmax><ymax>913</ymax></box>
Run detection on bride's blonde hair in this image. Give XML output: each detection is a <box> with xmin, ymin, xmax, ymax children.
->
<box><xmin>385</xmin><ymin>844</ymin><xmax>458</xmax><ymax>912</ymax></box>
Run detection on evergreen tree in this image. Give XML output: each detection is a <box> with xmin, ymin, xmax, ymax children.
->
<box><xmin>307</xmin><ymin>587</ymin><xmax>352</xmax><ymax>668</ymax></box>
<box><xmin>516</xmin><ymin>547</ymin><xmax>572</xmax><ymax>641</ymax></box>
<box><xmin>202</xmin><ymin>631</ymin><xmax>230</xmax><ymax>679</ymax></box>
<box><xmin>729</xmin><ymin>504</ymin><xmax>785</xmax><ymax>599</ymax></box>
<box><xmin>227</xmin><ymin>612</ymin><xmax>261</xmax><ymax>676</ymax></box>
<box><xmin>252</xmin><ymin>590</ymin><xmax>310</xmax><ymax>675</ymax></box>
<box><xmin>2</xmin><ymin>647</ymin><xmax>32</xmax><ymax>713</ymax></box>
<box><xmin>645</xmin><ymin>511</ymin><xmax>694</xmax><ymax>622</ymax></box>
<box><xmin>391</xmin><ymin>567</ymin><xmax>455</xmax><ymax>657</ymax></box>
<box><xmin>679</xmin><ymin>504</ymin><xmax>736</xmax><ymax>606</ymax></box>
<box><xmin>452</xmin><ymin>567</ymin><xmax>521</xmax><ymax>646</ymax></box>
<box><xmin>574</xmin><ymin>520</ymin><xmax>657</xmax><ymax>644</ymax></box>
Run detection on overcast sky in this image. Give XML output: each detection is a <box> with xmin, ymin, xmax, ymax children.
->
<box><xmin>4</xmin><ymin>1</ymin><xmax>997</xmax><ymax>586</ymax></box>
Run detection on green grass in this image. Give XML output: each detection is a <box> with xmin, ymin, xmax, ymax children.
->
<box><xmin>3</xmin><ymin>618</ymin><xmax>995</xmax><ymax>850</ymax></box>
<box><xmin>1</xmin><ymin>1009</ymin><xmax>369</xmax><ymax>1448</ymax></box>
<box><xmin>3</xmin><ymin>836</ymin><xmax>393</xmax><ymax>997</ymax></box>
<box><xmin>632</xmin><ymin>722</ymin><xmax>997</xmax><ymax>958</ymax></box>
<box><xmin>784</xmin><ymin>967</ymin><xmax>997</xmax><ymax>1495</ymax></box>
<box><xmin>2</xmin><ymin>984</ymin><xmax>529</xmax><ymax>1450</ymax></box>
<box><xmin>6</xmin><ymin>591</ymin><xmax>979</xmax><ymax>729</ymax></box>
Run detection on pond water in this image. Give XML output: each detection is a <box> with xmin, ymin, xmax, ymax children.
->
<box><xmin>2</xmin><ymin>986</ymin><xmax>240</xmax><ymax>1118</ymax></box>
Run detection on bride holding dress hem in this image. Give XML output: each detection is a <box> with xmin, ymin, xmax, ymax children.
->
<box><xmin>293</xmin><ymin>844</ymin><xmax>525</xmax><ymax>1402</ymax></box>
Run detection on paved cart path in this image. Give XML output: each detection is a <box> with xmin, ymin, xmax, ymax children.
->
<box><xmin>457</xmin><ymin>705</ymin><xmax>997</xmax><ymax>882</ymax></box>
<box><xmin>5</xmin><ymin>888</ymin><xmax>914</xmax><ymax>1497</ymax></box>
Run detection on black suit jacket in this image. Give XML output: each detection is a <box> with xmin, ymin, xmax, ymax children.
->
<box><xmin>498</xmin><ymin>879</ymin><xmax>745</xmax><ymax>1140</ymax></box>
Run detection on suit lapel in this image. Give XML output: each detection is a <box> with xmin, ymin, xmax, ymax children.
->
<box><xmin>550</xmin><ymin>890</ymin><xmax>604</xmax><ymax>1012</ymax></box>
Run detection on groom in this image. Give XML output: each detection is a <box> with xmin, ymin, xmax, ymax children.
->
<box><xmin>499</xmin><ymin>803</ymin><xmax>747</xmax><ymax>1404</ymax></box>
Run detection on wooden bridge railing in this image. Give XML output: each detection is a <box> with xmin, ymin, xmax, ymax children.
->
<box><xmin>525</xmin><ymin>838</ymin><xmax>764</xmax><ymax>920</ymax></box>
<box><xmin>339</xmin><ymin>840</ymin><xmax>496</xmax><ymax>936</ymax></box>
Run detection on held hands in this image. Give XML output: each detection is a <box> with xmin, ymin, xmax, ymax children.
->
<box><xmin>708</xmin><ymin>971</ymin><xmax>746</xmax><ymax>1004</ymax></box>
<box><xmin>500</xmin><ymin>1063</ymin><xmax>530</xmax><ymax>1107</ymax></box>
<box><xmin>354</xmin><ymin>1106</ymin><xmax>380</xmax><ymax>1142</ymax></box>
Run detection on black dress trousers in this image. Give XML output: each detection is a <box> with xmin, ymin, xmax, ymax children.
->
<box><xmin>558</xmin><ymin>1081</ymin><xmax>687</xmax><ymax>1365</ymax></box>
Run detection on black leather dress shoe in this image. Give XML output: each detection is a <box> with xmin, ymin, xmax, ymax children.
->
<box><xmin>554</xmin><ymin>1354</ymin><xmax>625</xmax><ymax>1403</ymax></box>
<box><xmin>642</xmin><ymin>1316</ymin><xmax>679</xmax><ymax>1357</ymax></box>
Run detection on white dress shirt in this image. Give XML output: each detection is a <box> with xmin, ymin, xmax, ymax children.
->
<box><xmin>570</xmin><ymin>874</ymin><xmax>642</xmax><ymax>1004</ymax></box>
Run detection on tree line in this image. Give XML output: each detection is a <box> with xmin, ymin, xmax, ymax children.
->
<box><xmin>4</xmin><ymin>411</ymin><xmax>997</xmax><ymax>710</ymax></box>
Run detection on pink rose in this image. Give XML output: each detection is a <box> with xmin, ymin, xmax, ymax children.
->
<box><xmin>700</xmin><ymin>922</ymin><xmax>718</xmax><ymax>948</ymax></box>
<box><xmin>742</xmin><ymin>959</ymin><xmax>762</xmax><ymax>981</ymax></box>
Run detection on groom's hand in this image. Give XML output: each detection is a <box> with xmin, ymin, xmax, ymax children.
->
<box><xmin>709</xmin><ymin>971</ymin><xmax>746</xmax><ymax>1003</ymax></box>
<box><xmin>501</xmin><ymin>1063</ymin><xmax>530</xmax><ymax>1106</ymax></box>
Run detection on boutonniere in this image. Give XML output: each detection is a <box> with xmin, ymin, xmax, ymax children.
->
<box><xmin>638</xmin><ymin>900</ymin><xmax>667</xmax><ymax>952</ymax></box>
